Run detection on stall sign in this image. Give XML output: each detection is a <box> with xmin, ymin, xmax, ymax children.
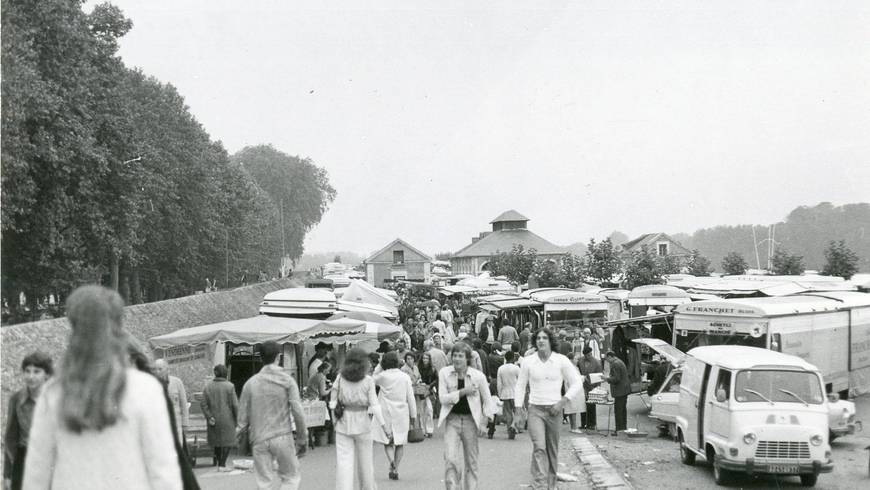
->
<box><xmin>546</xmin><ymin>294</ymin><xmax>604</xmax><ymax>304</ymax></box>
<box><xmin>161</xmin><ymin>344</ymin><xmax>208</xmax><ymax>365</ymax></box>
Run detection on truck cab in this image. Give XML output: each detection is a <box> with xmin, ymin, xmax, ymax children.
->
<box><xmin>675</xmin><ymin>346</ymin><xmax>832</xmax><ymax>486</ymax></box>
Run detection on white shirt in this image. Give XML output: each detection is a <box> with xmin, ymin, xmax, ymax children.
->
<box><xmin>515</xmin><ymin>351</ymin><xmax>583</xmax><ymax>405</ymax></box>
<box><xmin>497</xmin><ymin>363</ymin><xmax>521</xmax><ymax>400</ymax></box>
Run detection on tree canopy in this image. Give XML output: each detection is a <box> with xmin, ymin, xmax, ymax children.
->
<box><xmin>822</xmin><ymin>240</ymin><xmax>859</xmax><ymax>280</ymax></box>
<box><xmin>1</xmin><ymin>1</ymin><xmax>335</xmax><ymax>323</ymax></box>
<box><xmin>486</xmin><ymin>244</ymin><xmax>537</xmax><ymax>285</ymax></box>
<box><xmin>721</xmin><ymin>252</ymin><xmax>749</xmax><ymax>275</ymax></box>
<box><xmin>770</xmin><ymin>248</ymin><xmax>805</xmax><ymax>275</ymax></box>
<box><xmin>623</xmin><ymin>246</ymin><xmax>664</xmax><ymax>290</ymax></box>
<box><xmin>685</xmin><ymin>249</ymin><xmax>713</xmax><ymax>276</ymax></box>
<box><xmin>583</xmin><ymin>238</ymin><xmax>622</xmax><ymax>285</ymax></box>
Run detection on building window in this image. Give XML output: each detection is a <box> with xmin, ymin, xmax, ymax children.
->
<box><xmin>393</xmin><ymin>250</ymin><xmax>404</xmax><ymax>264</ymax></box>
<box><xmin>657</xmin><ymin>243</ymin><xmax>668</xmax><ymax>256</ymax></box>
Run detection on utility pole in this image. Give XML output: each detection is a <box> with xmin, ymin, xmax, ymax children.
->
<box><xmin>225</xmin><ymin>229</ymin><xmax>229</xmax><ymax>288</ymax></box>
<box><xmin>280</xmin><ymin>198</ymin><xmax>286</xmax><ymax>259</ymax></box>
<box><xmin>752</xmin><ymin>226</ymin><xmax>761</xmax><ymax>270</ymax></box>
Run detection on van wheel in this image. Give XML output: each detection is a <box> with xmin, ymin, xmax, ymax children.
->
<box><xmin>800</xmin><ymin>474</ymin><xmax>818</xmax><ymax>487</ymax></box>
<box><xmin>712</xmin><ymin>459</ymin><xmax>732</xmax><ymax>486</ymax></box>
<box><xmin>678</xmin><ymin>432</ymin><xmax>695</xmax><ymax>465</ymax></box>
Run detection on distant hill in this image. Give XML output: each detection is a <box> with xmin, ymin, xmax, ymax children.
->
<box><xmin>676</xmin><ymin>202</ymin><xmax>869</xmax><ymax>273</ymax></box>
<box><xmin>564</xmin><ymin>242</ymin><xmax>588</xmax><ymax>256</ymax></box>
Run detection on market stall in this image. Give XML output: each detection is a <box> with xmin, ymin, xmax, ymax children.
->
<box><xmin>149</xmin><ymin>313</ymin><xmax>401</xmax><ymax>398</ymax></box>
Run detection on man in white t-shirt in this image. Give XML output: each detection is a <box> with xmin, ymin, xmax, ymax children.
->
<box><xmin>515</xmin><ymin>328</ymin><xmax>583</xmax><ymax>490</ymax></box>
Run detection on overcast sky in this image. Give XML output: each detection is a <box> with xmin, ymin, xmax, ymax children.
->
<box><xmin>90</xmin><ymin>0</ymin><xmax>870</xmax><ymax>257</ymax></box>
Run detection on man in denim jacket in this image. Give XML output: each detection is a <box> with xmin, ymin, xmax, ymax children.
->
<box><xmin>438</xmin><ymin>342</ymin><xmax>494</xmax><ymax>489</ymax></box>
<box><xmin>238</xmin><ymin>341</ymin><xmax>308</xmax><ymax>489</ymax></box>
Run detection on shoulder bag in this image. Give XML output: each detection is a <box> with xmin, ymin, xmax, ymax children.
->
<box><xmin>333</xmin><ymin>376</ymin><xmax>345</xmax><ymax>421</ymax></box>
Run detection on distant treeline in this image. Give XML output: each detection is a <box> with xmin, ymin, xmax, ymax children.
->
<box><xmin>670</xmin><ymin>202</ymin><xmax>869</xmax><ymax>273</ymax></box>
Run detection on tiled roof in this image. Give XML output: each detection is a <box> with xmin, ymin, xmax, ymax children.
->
<box><xmin>490</xmin><ymin>209</ymin><xmax>529</xmax><ymax>223</ymax></box>
<box><xmin>452</xmin><ymin>229</ymin><xmax>565</xmax><ymax>258</ymax></box>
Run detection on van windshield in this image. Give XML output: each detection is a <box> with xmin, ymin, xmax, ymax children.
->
<box><xmin>734</xmin><ymin>370</ymin><xmax>824</xmax><ymax>404</ymax></box>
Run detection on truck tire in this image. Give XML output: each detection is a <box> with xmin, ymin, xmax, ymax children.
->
<box><xmin>679</xmin><ymin>432</ymin><xmax>696</xmax><ymax>465</ymax></box>
<box><xmin>712</xmin><ymin>459</ymin><xmax>732</xmax><ymax>486</ymax></box>
<box><xmin>800</xmin><ymin>474</ymin><xmax>818</xmax><ymax>487</ymax></box>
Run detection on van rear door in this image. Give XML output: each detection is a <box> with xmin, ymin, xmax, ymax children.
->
<box><xmin>679</xmin><ymin>356</ymin><xmax>709</xmax><ymax>451</ymax></box>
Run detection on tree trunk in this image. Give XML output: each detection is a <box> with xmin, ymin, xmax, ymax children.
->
<box><xmin>131</xmin><ymin>267</ymin><xmax>142</xmax><ymax>305</ymax></box>
<box><xmin>110</xmin><ymin>252</ymin><xmax>120</xmax><ymax>291</ymax></box>
<box><xmin>119</xmin><ymin>261</ymin><xmax>131</xmax><ymax>303</ymax></box>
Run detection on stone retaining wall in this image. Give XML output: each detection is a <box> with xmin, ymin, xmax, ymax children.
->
<box><xmin>1</xmin><ymin>279</ymin><xmax>297</xmax><ymax>430</ymax></box>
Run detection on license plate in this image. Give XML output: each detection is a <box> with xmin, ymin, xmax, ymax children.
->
<box><xmin>767</xmin><ymin>464</ymin><xmax>799</xmax><ymax>474</ymax></box>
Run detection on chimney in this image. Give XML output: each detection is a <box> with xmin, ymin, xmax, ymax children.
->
<box><xmin>471</xmin><ymin>237</ymin><xmax>479</xmax><ymax>244</ymax></box>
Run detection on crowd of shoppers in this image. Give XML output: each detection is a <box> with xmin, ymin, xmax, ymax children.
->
<box><xmin>3</xmin><ymin>285</ymin><xmax>649</xmax><ymax>490</ymax></box>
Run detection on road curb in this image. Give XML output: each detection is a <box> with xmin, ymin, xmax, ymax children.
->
<box><xmin>570</xmin><ymin>437</ymin><xmax>633</xmax><ymax>489</ymax></box>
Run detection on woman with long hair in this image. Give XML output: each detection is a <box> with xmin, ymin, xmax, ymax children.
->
<box><xmin>400</xmin><ymin>352</ymin><xmax>420</xmax><ymax>382</ymax></box>
<box><xmin>23</xmin><ymin>285</ymin><xmax>182</xmax><ymax>490</ymax></box>
<box><xmin>371</xmin><ymin>351</ymin><xmax>417</xmax><ymax>480</ymax></box>
<box><xmin>330</xmin><ymin>348</ymin><xmax>388</xmax><ymax>490</ymax></box>
<box><xmin>417</xmin><ymin>352</ymin><xmax>437</xmax><ymax>437</ymax></box>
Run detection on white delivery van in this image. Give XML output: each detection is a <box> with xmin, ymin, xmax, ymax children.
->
<box><xmin>676</xmin><ymin>346</ymin><xmax>832</xmax><ymax>486</ymax></box>
<box><xmin>673</xmin><ymin>292</ymin><xmax>870</xmax><ymax>398</ymax></box>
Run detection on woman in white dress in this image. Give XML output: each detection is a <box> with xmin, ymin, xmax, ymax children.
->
<box><xmin>565</xmin><ymin>352</ymin><xmax>587</xmax><ymax>433</ymax></box>
<box><xmin>371</xmin><ymin>351</ymin><xmax>417</xmax><ymax>480</ymax></box>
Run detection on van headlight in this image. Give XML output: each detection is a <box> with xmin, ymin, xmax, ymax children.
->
<box><xmin>742</xmin><ymin>432</ymin><xmax>757</xmax><ymax>445</ymax></box>
<box><xmin>810</xmin><ymin>434</ymin><xmax>823</xmax><ymax>446</ymax></box>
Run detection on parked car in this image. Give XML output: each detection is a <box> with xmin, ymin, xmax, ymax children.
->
<box><xmin>826</xmin><ymin>394</ymin><xmax>862</xmax><ymax>441</ymax></box>
<box><xmin>675</xmin><ymin>346</ymin><xmax>832</xmax><ymax>487</ymax></box>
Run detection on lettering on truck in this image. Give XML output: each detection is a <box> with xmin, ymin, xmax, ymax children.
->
<box><xmin>683</xmin><ymin>306</ymin><xmax>759</xmax><ymax>315</ymax></box>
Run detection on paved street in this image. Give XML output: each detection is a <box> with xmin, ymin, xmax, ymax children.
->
<box><xmin>195</xmin><ymin>395</ymin><xmax>870</xmax><ymax>489</ymax></box>
<box><xmin>195</xmin><ymin>423</ymin><xmax>559</xmax><ymax>489</ymax></box>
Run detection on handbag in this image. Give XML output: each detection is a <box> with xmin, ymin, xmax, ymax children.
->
<box><xmin>333</xmin><ymin>377</ymin><xmax>345</xmax><ymax>421</ymax></box>
<box><xmin>407</xmin><ymin>415</ymin><xmax>425</xmax><ymax>443</ymax></box>
<box><xmin>237</xmin><ymin>427</ymin><xmax>252</xmax><ymax>456</ymax></box>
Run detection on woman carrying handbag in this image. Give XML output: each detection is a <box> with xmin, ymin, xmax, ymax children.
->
<box><xmin>330</xmin><ymin>348</ymin><xmax>389</xmax><ymax>490</ymax></box>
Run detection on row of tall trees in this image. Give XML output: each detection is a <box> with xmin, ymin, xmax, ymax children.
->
<box><xmin>1</xmin><ymin>1</ymin><xmax>335</xmax><ymax>323</ymax></box>
<box><xmin>486</xmin><ymin>239</ymin><xmax>715</xmax><ymax>289</ymax></box>
<box><xmin>488</xmin><ymin>237</ymin><xmax>860</xmax><ymax>291</ymax></box>
<box><xmin>720</xmin><ymin>240</ymin><xmax>860</xmax><ymax>279</ymax></box>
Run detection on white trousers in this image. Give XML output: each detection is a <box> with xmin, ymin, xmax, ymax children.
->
<box><xmin>335</xmin><ymin>431</ymin><xmax>376</xmax><ymax>490</ymax></box>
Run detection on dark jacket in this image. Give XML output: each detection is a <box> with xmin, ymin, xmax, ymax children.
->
<box><xmin>3</xmin><ymin>387</ymin><xmax>35</xmax><ymax>480</ymax></box>
<box><xmin>606</xmin><ymin>357</ymin><xmax>631</xmax><ymax>397</ymax></box>
<box><xmin>201</xmin><ymin>377</ymin><xmax>239</xmax><ymax>447</ymax></box>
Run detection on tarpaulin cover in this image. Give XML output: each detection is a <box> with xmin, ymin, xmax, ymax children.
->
<box><xmin>149</xmin><ymin>314</ymin><xmax>400</xmax><ymax>349</ymax></box>
<box><xmin>149</xmin><ymin>315</ymin><xmax>323</xmax><ymax>349</ymax></box>
<box><xmin>337</xmin><ymin>280</ymin><xmax>399</xmax><ymax>318</ymax></box>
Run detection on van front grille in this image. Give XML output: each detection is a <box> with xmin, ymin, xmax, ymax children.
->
<box><xmin>754</xmin><ymin>441</ymin><xmax>810</xmax><ymax>460</ymax></box>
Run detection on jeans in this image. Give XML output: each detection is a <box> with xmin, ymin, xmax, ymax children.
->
<box><xmin>488</xmin><ymin>399</ymin><xmax>515</xmax><ymax>436</ymax></box>
<box><xmin>418</xmin><ymin>397</ymin><xmax>434</xmax><ymax>434</ymax></box>
<box><xmin>335</xmin><ymin>431</ymin><xmax>375</xmax><ymax>490</ymax></box>
<box><xmin>614</xmin><ymin>396</ymin><xmax>627</xmax><ymax>431</ymax></box>
<box><xmin>527</xmin><ymin>404</ymin><xmax>560</xmax><ymax>490</ymax></box>
<box><xmin>444</xmin><ymin>413</ymin><xmax>479</xmax><ymax>490</ymax></box>
<box><xmin>252</xmin><ymin>434</ymin><xmax>301</xmax><ymax>490</ymax></box>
